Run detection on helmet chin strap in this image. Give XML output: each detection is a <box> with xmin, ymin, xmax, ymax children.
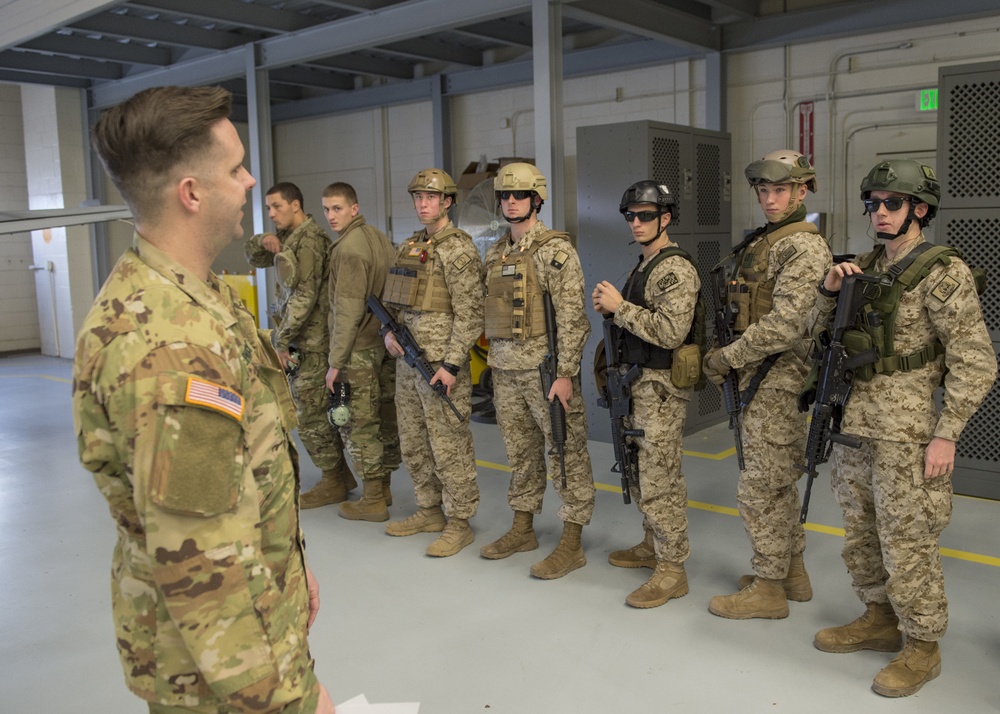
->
<box><xmin>637</xmin><ymin>218</ymin><xmax>667</xmax><ymax>246</ymax></box>
<box><xmin>501</xmin><ymin>197</ymin><xmax>538</xmax><ymax>224</ymax></box>
<box><xmin>874</xmin><ymin>204</ymin><xmax>916</xmax><ymax>241</ymax></box>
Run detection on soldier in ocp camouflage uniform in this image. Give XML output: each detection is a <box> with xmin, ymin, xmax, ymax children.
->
<box><xmin>323</xmin><ymin>182</ymin><xmax>400</xmax><ymax>523</ymax></box>
<box><xmin>381</xmin><ymin>169</ymin><xmax>484</xmax><ymax>557</ymax></box>
<box><xmin>810</xmin><ymin>159</ymin><xmax>995</xmax><ymax>697</ymax></box>
<box><xmin>593</xmin><ymin>181</ymin><xmax>701</xmax><ymax>608</ymax></box>
<box><xmin>73</xmin><ymin>85</ymin><xmax>333</xmax><ymax>713</ymax></box>
<box><xmin>703</xmin><ymin>150</ymin><xmax>832</xmax><ymax>620</ymax></box>
<box><xmin>245</xmin><ymin>182</ymin><xmax>357</xmax><ymax>508</ymax></box>
<box><xmin>479</xmin><ymin>163</ymin><xmax>596</xmax><ymax>580</ymax></box>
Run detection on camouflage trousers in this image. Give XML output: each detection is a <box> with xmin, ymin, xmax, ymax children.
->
<box><xmin>831</xmin><ymin>438</ymin><xmax>953</xmax><ymax>641</ymax></box>
<box><xmin>289</xmin><ymin>350</ymin><xmax>346</xmax><ymax>472</ymax></box>
<box><xmin>629</xmin><ymin>373</ymin><xmax>690</xmax><ymax>563</ymax></box>
<box><xmin>738</xmin><ymin>386</ymin><xmax>807</xmax><ymax>580</ymax></box>
<box><xmin>335</xmin><ymin>346</ymin><xmax>387</xmax><ymax>482</ymax></box>
<box><xmin>395</xmin><ymin>358</ymin><xmax>479</xmax><ymax>519</ymax></box>
<box><xmin>493</xmin><ymin>368</ymin><xmax>595</xmax><ymax>525</ymax></box>
<box><xmin>378</xmin><ymin>351</ymin><xmax>401</xmax><ymax>474</ymax></box>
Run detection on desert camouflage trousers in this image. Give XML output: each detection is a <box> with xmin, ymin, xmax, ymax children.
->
<box><xmin>738</xmin><ymin>386</ymin><xmax>807</xmax><ymax>580</ymax></box>
<box><xmin>831</xmin><ymin>438</ymin><xmax>953</xmax><ymax>641</ymax></box>
<box><xmin>289</xmin><ymin>350</ymin><xmax>346</xmax><ymax>472</ymax></box>
<box><xmin>629</xmin><ymin>375</ymin><xmax>690</xmax><ymax>563</ymax></box>
<box><xmin>493</xmin><ymin>368</ymin><xmax>595</xmax><ymax>525</ymax></box>
<box><xmin>395</xmin><ymin>359</ymin><xmax>479</xmax><ymax>519</ymax></box>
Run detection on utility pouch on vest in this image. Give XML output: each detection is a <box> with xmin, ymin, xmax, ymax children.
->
<box><xmin>383</xmin><ymin>266</ymin><xmax>419</xmax><ymax>308</ymax></box>
<box><xmin>728</xmin><ymin>279</ymin><xmax>752</xmax><ymax>332</ymax></box>
<box><xmin>671</xmin><ymin>342</ymin><xmax>702</xmax><ymax>388</ymax></box>
<box><xmin>842</xmin><ymin>329</ymin><xmax>876</xmax><ymax>381</ymax></box>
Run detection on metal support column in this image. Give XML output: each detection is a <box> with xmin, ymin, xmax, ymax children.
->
<box><xmin>705</xmin><ymin>51</ymin><xmax>725</xmax><ymax>133</ymax></box>
<box><xmin>245</xmin><ymin>44</ymin><xmax>275</xmax><ymax>328</ymax></box>
<box><xmin>431</xmin><ymin>75</ymin><xmax>453</xmax><ymax>175</ymax></box>
<box><xmin>532</xmin><ymin>0</ymin><xmax>564</xmax><ymax>230</ymax></box>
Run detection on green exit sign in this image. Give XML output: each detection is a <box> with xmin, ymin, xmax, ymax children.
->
<box><xmin>918</xmin><ymin>88</ymin><xmax>938</xmax><ymax>111</ymax></box>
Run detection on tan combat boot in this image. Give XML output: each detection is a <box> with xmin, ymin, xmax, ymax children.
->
<box><xmin>609</xmin><ymin>529</ymin><xmax>656</xmax><ymax>569</ymax></box>
<box><xmin>625</xmin><ymin>561</ymin><xmax>688</xmax><ymax>608</ymax></box>
<box><xmin>709</xmin><ymin>577</ymin><xmax>789</xmax><ymax>619</ymax></box>
<box><xmin>530</xmin><ymin>522</ymin><xmax>586</xmax><ymax>579</ymax></box>
<box><xmin>385</xmin><ymin>506</ymin><xmax>446</xmax><ymax>537</ymax></box>
<box><xmin>337</xmin><ymin>479</ymin><xmax>389</xmax><ymax>522</ymax></box>
<box><xmin>813</xmin><ymin>602</ymin><xmax>902</xmax><ymax>653</ymax></box>
<box><xmin>871</xmin><ymin>638</ymin><xmax>941</xmax><ymax>697</ymax></box>
<box><xmin>382</xmin><ymin>473</ymin><xmax>393</xmax><ymax>507</ymax></box>
<box><xmin>480</xmin><ymin>511</ymin><xmax>538</xmax><ymax>559</ymax></box>
<box><xmin>300</xmin><ymin>461</ymin><xmax>357</xmax><ymax>509</ymax></box>
<box><xmin>737</xmin><ymin>553</ymin><xmax>813</xmax><ymax>602</ymax></box>
<box><xmin>426</xmin><ymin>518</ymin><xmax>474</xmax><ymax>557</ymax></box>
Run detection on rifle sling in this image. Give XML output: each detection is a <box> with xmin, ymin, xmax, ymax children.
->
<box><xmin>738</xmin><ymin>351</ymin><xmax>781</xmax><ymax>409</ymax></box>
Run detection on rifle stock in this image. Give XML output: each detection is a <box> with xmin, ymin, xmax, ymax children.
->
<box><xmin>366</xmin><ymin>295</ymin><xmax>465</xmax><ymax>422</ymax></box>
<box><xmin>598</xmin><ymin>318</ymin><xmax>645</xmax><ymax>505</ymax></box>
<box><xmin>796</xmin><ymin>273</ymin><xmax>885</xmax><ymax>523</ymax></box>
<box><xmin>711</xmin><ymin>270</ymin><xmax>745</xmax><ymax>470</ymax></box>
<box><xmin>539</xmin><ymin>292</ymin><xmax>568</xmax><ymax>488</ymax></box>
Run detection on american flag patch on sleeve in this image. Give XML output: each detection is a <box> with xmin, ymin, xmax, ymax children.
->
<box><xmin>185</xmin><ymin>377</ymin><xmax>244</xmax><ymax>421</ymax></box>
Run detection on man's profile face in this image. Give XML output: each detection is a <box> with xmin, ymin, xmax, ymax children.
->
<box><xmin>322</xmin><ymin>195</ymin><xmax>359</xmax><ymax>234</ymax></box>
<box><xmin>267</xmin><ymin>194</ymin><xmax>299</xmax><ymax>232</ymax></box>
<box><xmin>199</xmin><ymin>119</ymin><xmax>256</xmax><ymax>246</ymax></box>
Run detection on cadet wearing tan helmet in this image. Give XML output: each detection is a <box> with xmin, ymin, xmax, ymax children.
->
<box><xmin>381</xmin><ymin>168</ymin><xmax>485</xmax><ymax>557</ymax></box>
<box><xmin>480</xmin><ymin>162</ymin><xmax>596</xmax><ymax>579</ymax></box>
<box><xmin>810</xmin><ymin>159</ymin><xmax>995</xmax><ymax>697</ymax></box>
<box><xmin>703</xmin><ymin>149</ymin><xmax>832</xmax><ymax>619</ymax></box>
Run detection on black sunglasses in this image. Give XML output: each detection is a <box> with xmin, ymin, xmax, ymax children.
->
<box><xmin>863</xmin><ymin>197</ymin><xmax>911</xmax><ymax>212</ymax></box>
<box><xmin>622</xmin><ymin>210</ymin><xmax>662</xmax><ymax>223</ymax></box>
<box><xmin>498</xmin><ymin>190</ymin><xmax>533</xmax><ymax>200</ymax></box>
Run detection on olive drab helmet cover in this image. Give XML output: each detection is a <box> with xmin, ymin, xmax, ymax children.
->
<box><xmin>745</xmin><ymin>150</ymin><xmax>818</xmax><ymax>193</ymax></box>
<box><xmin>860</xmin><ymin>160</ymin><xmax>940</xmax><ymax>229</ymax></box>
<box><xmin>618</xmin><ymin>180</ymin><xmax>678</xmax><ymax>220</ymax></box>
<box><xmin>407</xmin><ymin>168</ymin><xmax>458</xmax><ymax>198</ymax></box>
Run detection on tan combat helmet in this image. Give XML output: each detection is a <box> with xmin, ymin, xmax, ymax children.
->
<box><xmin>745</xmin><ymin>150</ymin><xmax>818</xmax><ymax>193</ymax></box>
<box><xmin>493</xmin><ymin>162</ymin><xmax>548</xmax><ymax>200</ymax></box>
<box><xmin>408</xmin><ymin>168</ymin><xmax>458</xmax><ymax>198</ymax></box>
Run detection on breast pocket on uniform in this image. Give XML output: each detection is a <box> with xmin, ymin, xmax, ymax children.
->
<box><xmin>149</xmin><ymin>373</ymin><xmax>246</xmax><ymax>517</ymax></box>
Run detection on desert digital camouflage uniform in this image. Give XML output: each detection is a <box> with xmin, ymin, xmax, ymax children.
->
<box><xmin>328</xmin><ymin>214</ymin><xmax>399</xmax><ymax>481</ymax></box>
<box><xmin>245</xmin><ymin>214</ymin><xmax>349</xmax><ymax>475</ymax></box>
<box><xmin>813</xmin><ymin>235</ymin><xmax>996</xmax><ymax>640</ymax></box>
<box><xmin>613</xmin><ymin>254</ymin><xmax>700</xmax><ymax>562</ymax></box>
<box><xmin>73</xmin><ymin>235</ymin><xmax>320</xmax><ymax>713</ymax></box>
<box><xmin>720</xmin><ymin>219</ymin><xmax>831</xmax><ymax>580</ymax></box>
<box><xmin>484</xmin><ymin>221</ymin><xmax>596</xmax><ymax>524</ymax></box>
<box><xmin>389</xmin><ymin>222</ymin><xmax>484</xmax><ymax>518</ymax></box>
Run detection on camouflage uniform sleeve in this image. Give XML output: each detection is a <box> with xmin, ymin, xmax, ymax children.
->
<box><xmin>540</xmin><ymin>238</ymin><xmax>591</xmax><ymax>378</ymax></box>
<box><xmin>724</xmin><ymin>232</ymin><xmax>831</xmax><ymax>368</ymax></box>
<box><xmin>101</xmin><ymin>344</ymin><xmax>317</xmax><ymax>712</ymax></box>
<box><xmin>274</xmin><ymin>234</ymin><xmax>322</xmax><ymax>351</ymax></box>
<box><xmin>926</xmin><ymin>260</ymin><xmax>997</xmax><ymax>441</ymax></box>
<box><xmin>443</xmin><ymin>239</ymin><xmax>485</xmax><ymax>366</ymax></box>
<box><xmin>614</xmin><ymin>255</ymin><xmax>699</xmax><ymax>349</ymax></box>
<box><xmin>245</xmin><ymin>232</ymin><xmax>277</xmax><ymax>269</ymax></box>
<box><xmin>328</xmin><ymin>250</ymin><xmax>371</xmax><ymax>370</ymax></box>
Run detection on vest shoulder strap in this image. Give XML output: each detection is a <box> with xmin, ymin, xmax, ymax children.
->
<box><xmin>765</xmin><ymin>221</ymin><xmax>820</xmax><ymax>243</ymax></box>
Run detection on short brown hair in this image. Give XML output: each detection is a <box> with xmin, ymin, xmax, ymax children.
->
<box><xmin>267</xmin><ymin>182</ymin><xmax>304</xmax><ymax>210</ymax></box>
<box><xmin>92</xmin><ymin>85</ymin><xmax>233</xmax><ymax>223</ymax></box>
<box><xmin>322</xmin><ymin>182</ymin><xmax>358</xmax><ymax>206</ymax></box>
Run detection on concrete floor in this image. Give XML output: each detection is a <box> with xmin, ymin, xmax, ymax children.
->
<box><xmin>1</xmin><ymin>352</ymin><xmax>998</xmax><ymax>713</ymax></box>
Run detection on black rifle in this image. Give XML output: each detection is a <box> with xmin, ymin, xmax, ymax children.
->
<box><xmin>539</xmin><ymin>291</ymin><xmax>568</xmax><ymax>488</ymax></box>
<box><xmin>366</xmin><ymin>295</ymin><xmax>464</xmax><ymax>422</ymax></box>
<box><xmin>796</xmin><ymin>273</ymin><xmax>885</xmax><ymax>523</ymax></box>
<box><xmin>597</xmin><ymin>317</ymin><xmax>644</xmax><ymax>505</ymax></box>
<box><xmin>711</xmin><ymin>268</ymin><xmax>746</xmax><ymax>470</ymax></box>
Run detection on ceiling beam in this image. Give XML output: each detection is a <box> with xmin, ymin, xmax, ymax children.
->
<box><xmin>0</xmin><ymin>49</ymin><xmax>123</xmax><ymax>79</ymax></box>
<box><xmin>379</xmin><ymin>38</ymin><xmax>484</xmax><ymax>67</ymax></box>
<box><xmin>71</xmin><ymin>12</ymin><xmax>250</xmax><ymax>50</ymax></box>
<box><xmin>698</xmin><ymin>0</ymin><xmax>758</xmax><ymax>20</ymax></box>
<box><xmin>723</xmin><ymin>0</ymin><xmax>1000</xmax><ymax>50</ymax></box>
<box><xmin>20</xmin><ymin>33</ymin><xmax>172</xmax><ymax>66</ymax></box>
<box><xmin>308</xmin><ymin>54</ymin><xmax>414</xmax><ymax>80</ymax></box>
<box><xmin>124</xmin><ymin>0</ymin><xmax>317</xmax><ymax>34</ymax></box>
<box><xmin>564</xmin><ymin>0</ymin><xmax>720</xmax><ymax>51</ymax></box>
<box><xmin>453</xmin><ymin>20</ymin><xmax>533</xmax><ymax>47</ymax></box>
<box><xmin>0</xmin><ymin>0</ymin><xmax>120</xmax><ymax>52</ymax></box>
<box><xmin>0</xmin><ymin>68</ymin><xmax>91</xmax><ymax>88</ymax></box>
<box><xmin>269</xmin><ymin>65</ymin><xmax>356</xmax><ymax>90</ymax></box>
